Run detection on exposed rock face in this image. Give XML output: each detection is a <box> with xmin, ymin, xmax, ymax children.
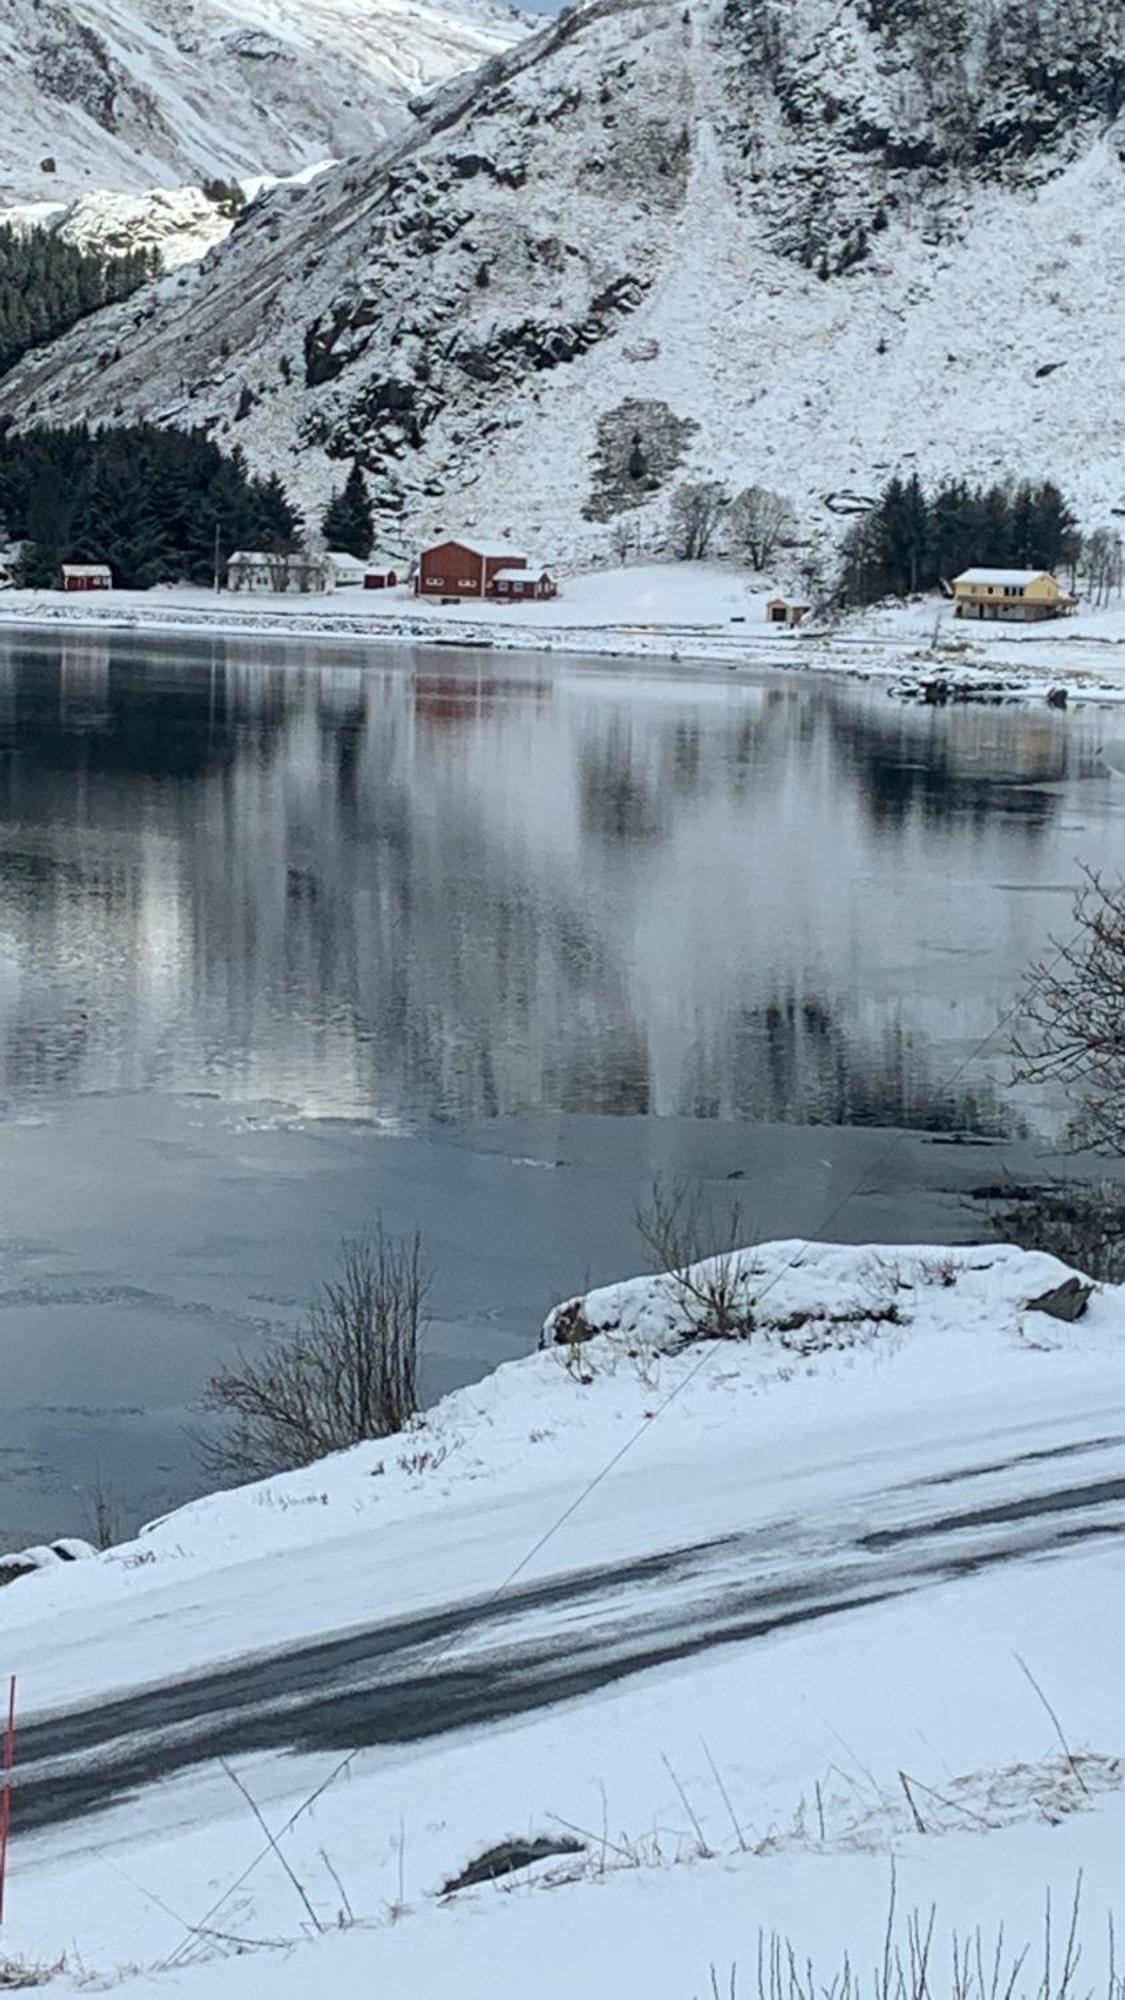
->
<box><xmin>32</xmin><ymin>17</ymin><xmax>125</xmax><ymax>134</ymax></box>
<box><xmin>1</xmin><ymin>0</ymin><xmax>1124</xmax><ymax>564</ymax></box>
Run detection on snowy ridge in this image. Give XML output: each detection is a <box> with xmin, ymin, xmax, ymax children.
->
<box><xmin>0</xmin><ymin>0</ymin><xmax>531</xmax><ymax>200</ymax></box>
<box><xmin>1</xmin><ymin>0</ymin><xmax>1123</xmax><ymax>564</ymax></box>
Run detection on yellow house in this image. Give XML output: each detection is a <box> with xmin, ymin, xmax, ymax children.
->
<box><xmin>952</xmin><ymin>567</ymin><xmax>1076</xmax><ymax>622</ymax></box>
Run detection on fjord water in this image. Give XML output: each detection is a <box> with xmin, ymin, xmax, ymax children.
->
<box><xmin>0</xmin><ymin>627</ymin><xmax>1121</xmax><ymax>1546</ymax></box>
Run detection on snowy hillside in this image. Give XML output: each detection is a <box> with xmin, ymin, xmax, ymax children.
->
<box><xmin>4</xmin><ymin>1241</ymin><xmax>1125</xmax><ymax>1998</ymax></box>
<box><xmin>0</xmin><ymin>0</ymin><xmax>530</xmax><ymax>200</ymax></box>
<box><xmin>2</xmin><ymin>0</ymin><xmax>1123</xmax><ymax>562</ymax></box>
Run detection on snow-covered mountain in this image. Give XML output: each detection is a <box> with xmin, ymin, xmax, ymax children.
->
<box><xmin>0</xmin><ymin>0</ymin><xmax>530</xmax><ymax>199</ymax></box>
<box><xmin>3</xmin><ymin>0</ymin><xmax>1124</xmax><ymax>561</ymax></box>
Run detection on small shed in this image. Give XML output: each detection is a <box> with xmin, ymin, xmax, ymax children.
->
<box><xmin>766</xmin><ymin>596</ymin><xmax>808</xmax><ymax>627</ymax></box>
<box><xmin>364</xmin><ymin>561</ymin><xmax>400</xmax><ymax>590</ymax></box>
<box><xmin>61</xmin><ymin>564</ymin><xmax>112</xmax><ymax>593</ymax></box>
<box><xmin>490</xmin><ymin>565</ymin><xmax>557</xmax><ymax>602</ymax></box>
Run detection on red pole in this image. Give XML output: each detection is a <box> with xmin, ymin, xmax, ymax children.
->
<box><xmin>0</xmin><ymin>1676</ymin><xmax>17</xmax><ymax>1926</ymax></box>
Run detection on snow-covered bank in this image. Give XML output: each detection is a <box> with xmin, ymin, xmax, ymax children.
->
<box><xmin>3</xmin><ymin>568</ymin><xmax>1125</xmax><ymax>703</ymax></box>
<box><xmin>4</xmin><ymin>1242</ymin><xmax>1125</xmax><ymax>1999</ymax></box>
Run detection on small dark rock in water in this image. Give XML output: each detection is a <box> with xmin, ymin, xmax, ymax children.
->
<box><xmin>440</xmin><ymin>1835</ymin><xmax>584</xmax><ymax>1896</ymax></box>
<box><xmin>1046</xmin><ymin>686</ymin><xmax>1068</xmax><ymax>710</ymax></box>
<box><xmin>1026</xmin><ymin>1276</ymin><xmax>1093</xmax><ymax>1322</ymax></box>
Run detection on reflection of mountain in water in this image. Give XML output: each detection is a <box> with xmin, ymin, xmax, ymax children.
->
<box><xmin>0</xmin><ymin>637</ymin><xmax>1116</xmax><ymax>1136</ymax></box>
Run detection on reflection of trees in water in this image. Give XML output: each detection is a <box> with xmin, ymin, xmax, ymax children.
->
<box><xmin>826</xmin><ymin>697</ymin><xmax>1093</xmax><ymax>833</ymax></box>
<box><xmin>0</xmin><ymin>643</ymin><xmax>1107</xmax><ymax>1131</ymax></box>
<box><xmin>685</xmin><ymin>987</ymin><xmax>1017</xmax><ymax>1135</ymax></box>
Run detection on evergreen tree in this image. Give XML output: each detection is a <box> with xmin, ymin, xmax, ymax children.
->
<box><xmin>254</xmin><ymin>471</ymin><xmax>301</xmax><ymax>551</ymax></box>
<box><xmin>876</xmin><ymin>471</ymin><xmax>929</xmax><ymax>595</ymax></box>
<box><xmin>321</xmin><ymin>463</ymin><xmax>374</xmax><ymax>558</ymax></box>
<box><xmin>1028</xmin><ymin>481</ymin><xmax>1079</xmax><ymax>573</ymax></box>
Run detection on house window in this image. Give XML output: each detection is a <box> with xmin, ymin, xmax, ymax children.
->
<box><xmin>459</xmin><ymin>577</ymin><xmax>475</xmax><ymax>588</ymax></box>
<box><xmin>429</xmin><ymin>575</ymin><xmax>444</xmax><ymax>586</ymax></box>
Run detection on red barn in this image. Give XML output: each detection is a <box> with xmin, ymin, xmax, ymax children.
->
<box><xmin>415</xmin><ymin>538</ymin><xmax>526</xmax><ymax>601</ymax></box>
<box><xmin>61</xmin><ymin>564</ymin><xmax>112</xmax><ymax>592</ymax></box>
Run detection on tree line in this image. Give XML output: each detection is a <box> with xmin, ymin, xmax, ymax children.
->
<box><xmin>0</xmin><ymin>422</ymin><xmax>300</xmax><ymax>589</ymax></box>
<box><xmin>0</xmin><ymin>224</ymin><xmax>161</xmax><ymax>380</ymax></box>
<box><xmin>837</xmin><ymin>474</ymin><xmax>1082</xmax><ymax>605</ymax></box>
<box><xmin>655</xmin><ymin>471</ymin><xmax>1094</xmax><ymax>611</ymax></box>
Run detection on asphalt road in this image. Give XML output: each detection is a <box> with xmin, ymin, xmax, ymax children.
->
<box><xmin>11</xmin><ymin>1428</ymin><xmax>1125</xmax><ymax>1839</ymax></box>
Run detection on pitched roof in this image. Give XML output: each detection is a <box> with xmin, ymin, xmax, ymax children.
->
<box><xmin>426</xmin><ymin>536</ymin><xmax>526</xmax><ymax>561</ymax></box>
<box><xmin>954</xmin><ymin>567</ymin><xmax>1054</xmax><ymax>586</ymax></box>
<box><xmin>493</xmin><ymin>564</ymin><xmax>547</xmax><ymax>581</ymax></box>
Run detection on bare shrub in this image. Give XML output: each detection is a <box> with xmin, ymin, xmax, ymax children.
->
<box><xmin>84</xmin><ymin>1467</ymin><xmax>121</xmax><ymax>1551</ymax></box>
<box><xmin>635</xmin><ymin>1177</ymin><xmax>757</xmax><ymax>1340</ymax></box>
<box><xmin>201</xmin><ymin>1228</ymin><xmax>428</xmax><ymax>1484</ymax></box>
<box><xmin>986</xmin><ymin>1178</ymin><xmax>1125</xmax><ymax>1284</ymax></box>
<box><xmin>1012</xmin><ymin>868</ymin><xmax>1125</xmax><ymax>1155</ymax></box>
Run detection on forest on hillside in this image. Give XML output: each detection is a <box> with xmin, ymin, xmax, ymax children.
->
<box><xmin>0</xmin><ymin>225</ymin><xmax>162</xmax><ymax>380</ymax></box>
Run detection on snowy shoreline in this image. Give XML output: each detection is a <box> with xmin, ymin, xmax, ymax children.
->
<box><xmin>4</xmin><ymin>1239</ymin><xmax>1125</xmax><ymax>2000</ymax></box>
<box><xmin>3</xmin><ymin>565</ymin><xmax>1125</xmax><ymax>705</ymax></box>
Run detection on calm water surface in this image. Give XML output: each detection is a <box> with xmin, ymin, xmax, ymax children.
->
<box><xmin>0</xmin><ymin>628</ymin><xmax>1121</xmax><ymax>1544</ymax></box>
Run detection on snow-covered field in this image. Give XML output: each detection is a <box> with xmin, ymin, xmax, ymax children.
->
<box><xmin>4</xmin><ymin>1242</ymin><xmax>1125</xmax><ymax>1998</ymax></box>
<box><xmin>3</xmin><ymin>567</ymin><xmax>1125</xmax><ymax>701</ymax></box>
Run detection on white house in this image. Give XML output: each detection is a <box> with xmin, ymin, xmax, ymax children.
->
<box><xmin>324</xmin><ymin>551</ymin><xmax>367</xmax><ymax>590</ymax></box>
<box><xmin>226</xmin><ymin>550</ymin><xmax>330</xmax><ymax>594</ymax></box>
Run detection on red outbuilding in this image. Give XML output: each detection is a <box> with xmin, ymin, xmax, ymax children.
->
<box><xmin>490</xmin><ymin>565</ymin><xmax>557</xmax><ymax>602</ymax></box>
<box><xmin>60</xmin><ymin>564</ymin><xmax>112</xmax><ymax>592</ymax></box>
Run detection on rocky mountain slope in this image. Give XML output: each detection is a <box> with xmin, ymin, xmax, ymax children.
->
<box><xmin>0</xmin><ymin>0</ymin><xmax>529</xmax><ymax>200</ymax></box>
<box><xmin>3</xmin><ymin>0</ymin><xmax>1124</xmax><ymax>565</ymax></box>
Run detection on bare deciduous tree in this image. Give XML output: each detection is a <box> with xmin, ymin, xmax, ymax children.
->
<box><xmin>669</xmin><ymin>482</ymin><xmax>727</xmax><ymax>561</ymax></box>
<box><xmin>1013</xmin><ymin>868</ymin><xmax>1125</xmax><ymax>1155</ymax></box>
<box><xmin>1081</xmin><ymin>528</ymin><xmax>1123</xmax><ymax>609</ymax></box>
<box><xmin>201</xmin><ymin>1227</ymin><xmax>428</xmax><ymax>1484</ymax></box>
<box><xmin>634</xmin><ymin>1176</ymin><xmax>756</xmax><ymax>1339</ymax></box>
<box><xmin>726</xmin><ymin>485</ymin><xmax>796</xmax><ymax>571</ymax></box>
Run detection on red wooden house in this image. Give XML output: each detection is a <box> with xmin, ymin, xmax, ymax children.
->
<box><xmin>61</xmin><ymin>564</ymin><xmax>112</xmax><ymax>592</ymax></box>
<box><xmin>415</xmin><ymin>538</ymin><xmax>528</xmax><ymax>601</ymax></box>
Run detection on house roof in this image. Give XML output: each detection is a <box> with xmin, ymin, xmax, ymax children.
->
<box><xmin>427</xmin><ymin>537</ymin><xmax>526</xmax><ymax>561</ymax></box>
<box><xmin>492</xmin><ymin>565</ymin><xmax>547</xmax><ymax>582</ymax></box>
<box><xmin>954</xmin><ymin>567</ymin><xmax>1054</xmax><ymax>586</ymax></box>
<box><xmin>61</xmin><ymin>563</ymin><xmax>111</xmax><ymax>576</ymax></box>
<box><xmin>326</xmin><ymin>550</ymin><xmax>367</xmax><ymax>569</ymax></box>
